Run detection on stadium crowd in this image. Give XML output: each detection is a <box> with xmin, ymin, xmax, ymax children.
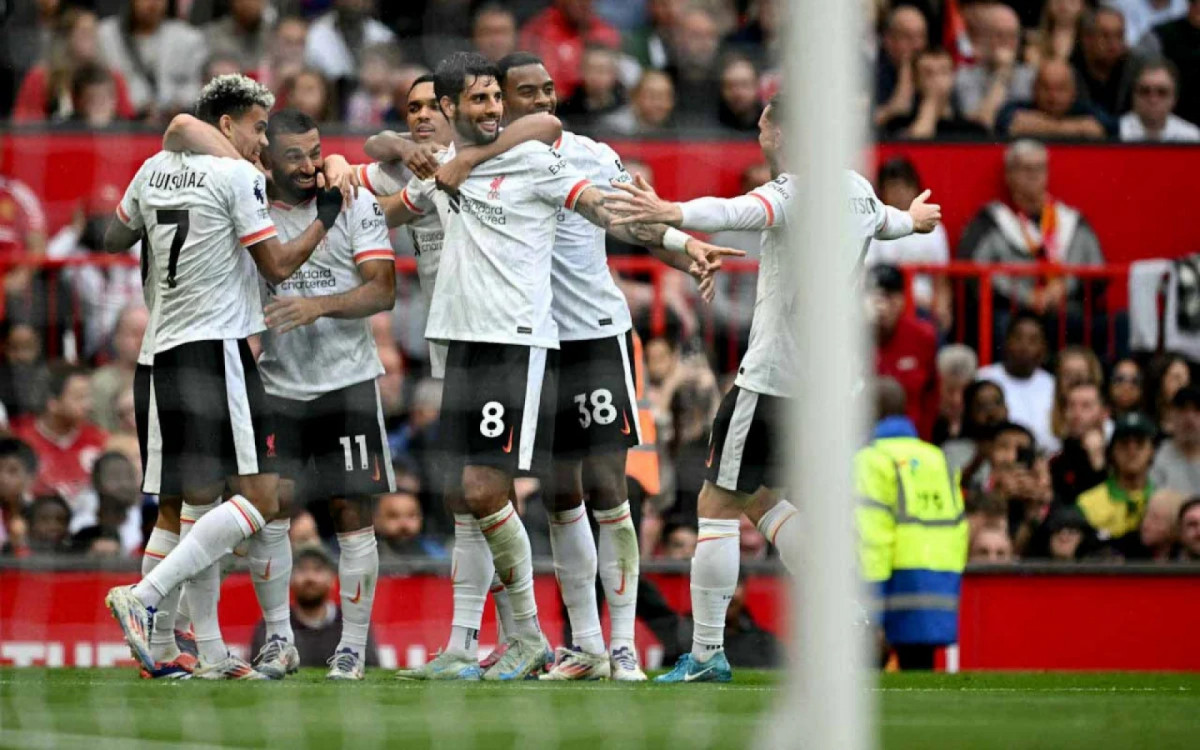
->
<box><xmin>1</xmin><ymin>0</ymin><xmax>1199</xmax><ymax>571</ymax></box>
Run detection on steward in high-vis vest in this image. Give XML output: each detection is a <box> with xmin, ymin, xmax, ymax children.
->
<box><xmin>855</xmin><ymin>378</ymin><xmax>968</xmax><ymax>670</ymax></box>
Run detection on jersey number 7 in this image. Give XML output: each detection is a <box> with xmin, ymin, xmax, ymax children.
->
<box><xmin>156</xmin><ymin>209</ymin><xmax>191</xmax><ymax>289</ymax></box>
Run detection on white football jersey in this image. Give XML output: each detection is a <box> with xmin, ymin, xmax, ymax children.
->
<box><xmin>117</xmin><ymin>151</ymin><xmax>275</xmax><ymax>361</ymax></box>
<box><xmin>401</xmin><ymin>141</ymin><xmax>593</xmax><ymax>349</ymax></box>
<box><xmin>846</xmin><ymin>169</ymin><xmax>888</xmax><ymax>262</ymax></box>
<box><xmin>257</xmin><ymin>191</ymin><xmax>394</xmax><ymax>401</ymax></box>
<box><xmin>549</xmin><ymin>131</ymin><xmax>633</xmax><ymax>341</ymax></box>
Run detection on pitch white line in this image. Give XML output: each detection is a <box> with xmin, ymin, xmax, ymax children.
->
<box><xmin>0</xmin><ymin>729</ymin><xmax>234</xmax><ymax>750</ymax></box>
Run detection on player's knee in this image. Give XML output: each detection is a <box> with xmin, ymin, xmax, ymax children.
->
<box><xmin>549</xmin><ymin>460</ymin><xmax>584</xmax><ymax>512</ymax></box>
<box><xmin>582</xmin><ymin>452</ymin><xmax>628</xmax><ymax>511</ymax></box>
<box><xmin>461</xmin><ymin>466</ymin><xmax>509</xmax><ymax>516</ymax></box>
<box><xmin>234</xmin><ymin>474</ymin><xmax>280</xmax><ymax>519</ymax></box>
<box><xmin>331</xmin><ymin>496</ymin><xmax>374</xmax><ymax>532</ymax></box>
<box><xmin>155</xmin><ymin>496</ymin><xmax>182</xmax><ymax>531</ymax></box>
<box><xmin>698</xmin><ymin>481</ymin><xmax>749</xmax><ymax>519</ymax></box>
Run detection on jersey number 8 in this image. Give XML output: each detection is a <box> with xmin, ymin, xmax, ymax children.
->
<box><xmin>480</xmin><ymin>401</ymin><xmax>506</xmax><ymax>438</ymax></box>
<box><xmin>574</xmin><ymin>389</ymin><xmax>616</xmax><ymax>429</ymax></box>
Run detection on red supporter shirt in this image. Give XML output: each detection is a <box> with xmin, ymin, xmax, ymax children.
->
<box><xmin>0</xmin><ymin>176</ymin><xmax>46</xmax><ymax>262</ymax></box>
<box><xmin>518</xmin><ymin>7</ymin><xmax>621</xmax><ymax>100</ymax></box>
<box><xmin>875</xmin><ymin>314</ymin><xmax>940</xmax><ymax>440</ymax></box>
<box><xmin>12</xmin><ymin>65</ymin><xmax>137</xmax><ymax>123</ymax></box>
<box><xmin>11</xmin><ymin>417</ymin><xmax>109</xmax><ymax>503</ymax></box>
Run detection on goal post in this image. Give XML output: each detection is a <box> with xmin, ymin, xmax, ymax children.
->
<box><xmin>765</xmin><ymin>0</ymin><xmax>875</xmax><ymax>749</ymax></box>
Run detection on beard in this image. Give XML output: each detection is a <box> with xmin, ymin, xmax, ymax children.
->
<box><xmin>454</xmin><ymin>113</ymin><xmax>499</xmax><ymax>146</ymax></box>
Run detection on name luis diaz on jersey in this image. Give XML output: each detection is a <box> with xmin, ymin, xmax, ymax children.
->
<box><xmin>147</xmin><ymin>169</ymin><xmax>208</xmax><ymax>190</ymax></box>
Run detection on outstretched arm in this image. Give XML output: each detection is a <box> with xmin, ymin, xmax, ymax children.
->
<box><xmin>263</xmin><ymin>258</ymin><xmax>396</xmax><ymax>333</ymax></box>
<box><xmin>434</xmin><ymin>113</ymin><xmax>563</xmax><ymax>193</ymax></box>
<box><xmin>162</xmin><ymin>113</ymin><xmax>241</xmax><ymax>159</ymax></box>
<box><xmin>364</xmin><ymin>130</ymin><xmax>440</xmax><ymax>179</ymax></box>
<box><xmin>605</xmin><ymin>175</ymin><xmax>769</xmax><ymax>233</ymax></box>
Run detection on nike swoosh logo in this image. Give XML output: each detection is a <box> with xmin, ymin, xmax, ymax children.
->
<box><xmin>371</xmin><ymin>455</ymin><xmax>380</xmax><ymax>482</ymax></box>
<box><xmin>503</xmin><ymin>567</ymin><xmax>515</xmax><ymax>585</ymax></box>
<box><xmin>263</xmin><ymin>558</ymin><xmax>271</xmax><ymax>580</ymax></box>
<box><xmin>705</xmin><ymin>444</ymin><xmax>715</xmax><ymax>468</ymax></box>
<box><xmin>349</xmin><ymin>582</ymin><xmax>362</xmax><ymax>604</ymax></box>
<box><xmin>502</xmin><ymin>427</ymin><xmax>514</xmax><ymax>454</ymax></box>
<box><xmin>614</xmin><ymin>569</ymin><xmax>627</xmax><ymax>596</ymax></box>
<box><xmin>684</xmin><ymin>663</ymin><xmax>716</xmax><ymax>682</ymax></box>
<box><xmin>620</xmin><ymin>410</ymin><xmax>631</xmax><ymax>436</ymax></box>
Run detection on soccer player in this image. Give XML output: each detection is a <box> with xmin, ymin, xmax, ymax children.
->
<box><xmin>163</xmin><ymin>107</ymin><xmax>400</xmax><ymax>680</ymax></box>
<box><xmin>102</xmin><ymin>75</ymin><xmax>344</xmax><ymax>679</ymax></box>
<box><xmin>379</xmin><ymin>51</ymin><xmax>739</xmax><ymax>681</ymax></box>
<box><xmin>604</xmin><ymin>96</ymin><xmax>942</xmax><ymax>683</ymax></box>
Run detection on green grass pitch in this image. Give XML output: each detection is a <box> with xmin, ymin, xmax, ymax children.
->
<box><xmin>1</xmin><ymin>669</ymin><xmax>1198</xmax><ymax>749</ymax></box>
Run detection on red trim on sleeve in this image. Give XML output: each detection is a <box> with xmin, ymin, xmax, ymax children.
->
<box><xmin>239</xmin><ymin>226</ymin><xmax>277</xmax><ymax>247</ymax></box>
<box><xmin>400</xmin><ymin>187</ymin><xmax>424</xmax><ymax>215</ymax></box>
<box><xmin>553</xmin><ymin>135</ymin><xmax>563</xmax><ymax>149</ymax></box>
<box><xmin>358</xmin><ymin>164</ymin><xmax>377</xmax><ymax>195</ymax></box>
<box><xmin>116</xmin><ymin>203</ymin><xmax>131</xmax><ymax>224</ymax></box>
<box><xmin>564</xmin><ymin>180</ymin><xmax>591</xmax><ymax>210</ymax></box>
<box><xmin>750</xmin><ymin>192</ymin><xmax>775</xmax><ymax>227</ymax></box>
<box><xmin>354</xmin><ymin>249</ymin><xmax>395</xmax><ymax>264</ymax></box>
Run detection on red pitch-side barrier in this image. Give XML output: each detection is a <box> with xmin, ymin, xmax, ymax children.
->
<box><xmin>2</xmin><ymin>568</ymin><xmax>1198</xmax><ymax>671</ymax></box>
<box><xmin>2</xmin><ymin>132</ymin><xmax>1198</xmax><ymax>265</ymax></box>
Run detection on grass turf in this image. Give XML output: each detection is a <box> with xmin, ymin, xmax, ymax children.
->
<box><xmin>1</xmin><ymin>669</ymin><xmax>1198</xmax><ymax>749</ymax></box>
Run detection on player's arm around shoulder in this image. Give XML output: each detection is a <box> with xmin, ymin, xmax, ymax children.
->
<box><xmin>433</xmin><ymin>113</ymin><xmax>562</xmax><ymax>194</ymax></box>
<box><xmin>236</xmin><ymin>162</ymin><xmax>344</xmax><ymax>284</ymax></box>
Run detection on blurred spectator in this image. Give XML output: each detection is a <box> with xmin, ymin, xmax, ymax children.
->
<box><xmin>663</xmin><ymin>352</ymin><xmax>721</xmax><ymax>520</ymax></box>
<box><xmin>872</xmin><ymin>5</ymin><xmax>928</xmax><ymax>128</ymax></box>
<box><xmin>205</xmin><ymin>0</ymin><xmax>271</xmax><ymax>73</ymax></box>
<box><xmin>304</xmin><ymin>0</ymin><xmax>396</xmax><ymax>88</ymax></box>
<box><xmin>1049</xmin><ymin>382</ymin><xmax>1111</xmax><ymax>503</ymax></box>
<box><xmin>520</xmin><ymin>0</ymin><xmax>622</xmax><ymax>101</ymax></box>
<box><xmin>976</xmin><ymin>313</ymin><xmax>1057</xmax><ymax>453</ymax></box>
<box><xmin>1026</xmin><ymin>0</ymin><xmax>1086</xmax><ymax>68</ymax></box>
<box><xmin>557</xmin><ymin>45</ymin><xmax>626</xmax><ymax>131</ymax></box>
<box><xmin>262</xmin><ymin>15</ymin><xmax>309</xmax><ymax>94</ymax></box>
<box><xmin>869</xmin><ymin>265</ymin><xmax>939</xmax><ymax>440</ymax></box>
<box><xmin>1178</xmin><ymin>497</ymin><xmax>1200</xmax><ymax>560</ymax></box>
<box><xmin>1072</xmin><ymin>7</ymin><xmax>1136</xmax><ymax>118</ymax></box>
<box><xmin>664</xmin><ymin>7</ymin><xmax>722</xmax><ymax>126</ymax></box>
<box><xmin>969</xmin><ymin>525</ymin><xmax>1015</xmax><ymax>562</ymax></box>
<box><xmin>624</xmin><ymin>0</ymin><xmax>683</xmax><ymax>70</ymax></box>
<box><xmin>0</xmin><ymin>0</ymin><xmax>63</xmax><ymax>112</ymax></box>
<box><xmin>932</xmin><ymin>345</ymin><xmax>979</xmax><ymax>446</ymax></box>
<box><xmin>282</xmin><ymin>68</ymin><xmax>336</xmax><ymax>122</ymax></box>
<box><xmin>105</xmin><ymin>389</ymin><xmax>141</xmax><ymax>473</ymax></box>
<box><xmin>864</xmin><ymin>158</ymin><xmax>951</xmax><ymax>327</ymax></box>
<box><xmin>724</xmin><ymin>0</ymin><xmax>782</xmax><ymax>72</ymax></box>
<box><xmin>68</xmin><ymin>451</ymin><xmax>142</xmax><ymax>555</ymax></box>
<box><xmin>13</xmin><ymin>8</ymin><xmax>137</xmax><ymax>123</ymax></box>
<box><xmin>73</xmin><ymin>525</ymin><xmax>123</xmax><ymax>557</ymax></box>
<box><xmin>0</xmin><ymin>437</ymin><xmax>37</xmax><ymax>554</ymax></box>
<box><xmin>721</xmin><ymin>577</ymin><xmax>783</xmax><ymax>668</ymax></box>
<box><xmin>382</xmin><ymin>63</ymin><xmax>432</xmax><ymax>126</ymax></box>
<box><xmin>24</xmin><ymin>494</ymin><xmax>71</xmax><ymax>556</ymax></box>
<box><xmin>67</xmin><ymin>64</ymin><xmax>122</xmax><ymax>127</ymax></box>
<box><xmin>661</xmin><ymin>520</ymin><xmax>697</xmax><ymax>560</ymax></box>
<box><xmin>739</xmin><ymin>515</ymin><xmax>767</xmax><ymax>561</ymax></box>
<box><xmin>1112</xmin><ymin>0</ymin><xmax>1188</xmax><ymax>46</ymax></box>
<box><xmin>89</xmin><ymin>306</ymin><xmax>147</xmax><ymax>432</ymax></box>
<box><xmin>599</xmin><ymin>69</ymin><xmax>676</xmax><ymax>135</ymax></box>
<box><xmin>1150</xmin><ymin>385</ymin><xmax>1200</xmax><ymax>495</ymax></box>
<box><xmin>249</xmin><ymin>544</ymin><xmax>380</xmax><ymax>668</ymax></box>
<box><xmin>472</xmin><ymin>3</ymin><xmax>518</xmax><ymax>63</ymax></box>
<box><xmin>1050</xmin><ymin>346</ymin><xmax>1106</xmax><ymax>445</ymax></box>
<box><xmin>716</xmin><ymin>55</ymin><xmax>762</xmax><ymax>132</ymax></box>
<box><xmin>289</xmin><ymin>508</ymin><xmax>320</xmax><ymax>546</ymax></box>
<box><xmin>959</xmin><ymin>140</ymin><xmax>1106</xmax><ymax>327</ymax></box>
<box><xmin>996</xmin><ymin>60</ymin><xmax>1117</xmax><ymax>139</ymax></box>
<box><xmin>1077</xmin><ymin>412</ymin><xmax>1157</xmax><ymax>545</ymax></box>
<box><xmin>943</xmin><ymin>379</ymin><xmax>1008</xmax><ymax>475</ymax></box>
<box><xmin>1126</xmin><ymin>488</ymin><xmax>1187</xmax><ymax>559</ymax></box>
<box><xmin>11</xmin><ymin>363</ymin><xmax>108</xmax><ymax>507</ymax></box>
<box><xmin>375</xmin><ymin>489</ymin><xmax>447</xmax><ymax>559</ymax></box>
<box><xmin>345</xmin><ymin>43</ymin><xmax>402</xmax><ymax>128</ymax></box>
<box><xmin>0</xmin><ymin>174</ymin><xmax>48</xmax><ymax>302</ymax></box>
<box><xmin>1138</xmin><ymin>0</ymin><xmax>1200</xmax><ymax>128</ymax></box>
<box><xmin>884</xmin><ymin>48</ymin><xmax>987</xmax><ymax>138</ymax></box>
<box><xmin>1145</xmin><ymin>352</ymin><xmax>1191</xmax><ymax>432</ymax></box>
<box><xmin>0</xmin><ymin>322</ymin><xmax>45</xmax><ymax>420</ymax></box>
<box><xmin>1120</xmin><ymin>58</ymin><xmax>1200</xmax><ymax>141</ymax></box>
<box><xmin>1107</xmin><ymin>357</ymin><xmax>1145</xmax><ymax>419</ymax></box>
<box><xmin>202</xmin><ymin>51</ymin><xmax>245</xmax><ymax>82</ymax></box>
<box><xmin>1034</xmin><ymin>503</ymin><xmax>1090</xmax><ymax>560</ymax></box>
<box><xmin>97</xmin><ymin>0</ymin><xmax>207</xmax><ymax>120</ymax></box>
<box><xmin>955</xmin><ymin>3</ymin><xmax>1035</xmax><ymax>132</ymax></box>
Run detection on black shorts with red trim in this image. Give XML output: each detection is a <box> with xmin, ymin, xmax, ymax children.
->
<box><xmin>704</xmin><ymin>385</ymin><xmax>788</xmax><ymax>495</ymax></box>
<box><xmin>552</xmin><ymin>331</ymin><xmax>642</xmax><ymax>460</ymax></box>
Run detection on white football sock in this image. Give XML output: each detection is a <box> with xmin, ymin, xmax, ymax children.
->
<box><xmin>691</xmin><ymin>518</ymin><xmax>739</xmax><ymax>661</ymax></box>
<box><xmin>447</xmin><ymin>514</ymin><xmax>493</xmax><ymax>659</ymax></box>
<box><xmin>490</xmin><ymin>572</ymin><xmax>515</xmax><ymax>642</ymax></box>
<box><xmin>336</xmin><ymin>527</ymin><xmax>378</xmax><ymax>656</ymax></box>
<box><xmin>172</xmin><ymin>501</ymin><xmax>209</xmax><ymax>633</ymax></box>
<box><xmin>757</xmin><ymin>500</ymin><xmax>801</xmax><ymax>574</ymax></box>
<box><xmin>549</xmin><ymin>505</ymin><xmax>604</xmax><ymax>655</ymax></box>
<box><xmin>143</xmin><ymin>528</ymin><xmax>182</xmax><ymax>663</ymax></box>
<box><xmin>179</xmin><ymin>501</ymin><xmax>227</xmax><ymax>664</ymax></box>
<box><xmin>594</xmin><ymin>501</ymin><xmax>639</xmax><ymax>652</ymax></box>
<box><xmin>478</xmin><ymin>503</ymin><xmax>540</xmax><ymax>641</ymax></box>
<box><xmin>133</xmin><ymin>495</ymin><xmax>262</xmax><ymax>609</ymax></box>
<box><xmin>248</xmin><ymin>518</ymin><xmax>293</xmax><ymax>644</ymax></box>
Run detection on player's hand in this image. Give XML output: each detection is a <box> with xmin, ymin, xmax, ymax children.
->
<box><xmin>264</xmin><ymin>296</ymin><xmax>326</xmax><ymax>334</ymax></box>
<box><xmin>321</xmin><ymin>155</ymin><xmax>358</xmax><ymax>207</ymax></box>
<box><xmin>401</xmin><ymin>141</ymin><xmax>441</xmax><ymax>181</ymax></box>
<box><xmin>315</xmin><ymin>185</ymin><xmax>343</xmax><ymax>231</ymax></box>
<box><xmin>684</xmin><ymin>237</ymin><xmax>746</xmax><ymax>275</ymax></box>
<box><xmin>434</xmin><ymin>153</ymin><xmax>474</xmax><ymax>196</ymax></box>
<box><xmin>696</xmin><ymin>267</ymin><xmax>717</xmax><ymax>303</ymax></box>
<box><xmin>604</xmin><ymin>174</ymin><xmax>683</xmax><ymax>227</ymax></box>
<box><xmin>908</xmin><ymin>189</ymin><xmax>941</xmax><ymax>233</ymax></box>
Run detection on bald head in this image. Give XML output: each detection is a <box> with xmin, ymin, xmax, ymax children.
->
<box><xmin>980</xmin><ymin>2</ymin><xmax>1021</xmax><ymax>66</ymax></box>
<box><xmin>876</xmin><ymin>377</ymin><xmax>908</xmax><ymax>421</ymax></box>
<box><xmin>1034</xmin><ymin>60</ymin><xmax>1077</xmax><ymax>117</ymax></box>
<box><xmin>883</xmin><ymin>6</ymin><xmax>927</xmax><ymax>65</ymax></box>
